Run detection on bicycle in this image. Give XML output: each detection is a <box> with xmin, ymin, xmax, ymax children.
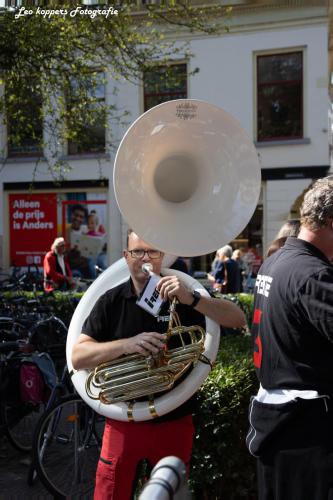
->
<box><xmin>0</xmin><ymin>340</ymin><xmax>46</xmax><ymax>452</ymax></box>
<box><xmin>0</xmin><ymin>264</ymin><xmax>44</xmax><ymax>293</ymax></box>
<box><xmin>0</xmin><ymin>295</ymin><xmax>68</xmax><ymax>454</ymax></box>
<box><xmin>28</xmin><ymin>367</ymin><xmax>164</xmax><ymax>499</ymax></box>
<box><xmin>0</xmin><ymin>290</ymin><xmax>69</xmax><ymax>376</ymax></box>
<box><xmin>31</xmin><ymin>393</ymin><xmax>104</xmax><ymax>498</ymax></box>
<box><xmin>26</xmin><ymin>361</ymin><xmax>73</xmax><ymax>485</ymax></box>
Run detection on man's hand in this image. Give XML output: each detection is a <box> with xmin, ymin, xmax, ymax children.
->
<box><xmin>156</xmin><ymin>275</ymin><xmax>246</xmax><ymax>328</ymax></box>
<box><xmin>72</xmin><ymin>332</ymin><xmax>166</xmax><ymax>369</ymax></box>
<box><xmin>123</xmin><ymin>332</ymin><xmax>166</xmax><ymax>356</ymax></box>
<box><xmin>156</xmin><ymin>276</ymin><xmax>193</xmax><ymax>305</ymax></box>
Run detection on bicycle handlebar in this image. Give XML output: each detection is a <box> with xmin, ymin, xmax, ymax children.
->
<box><xmin>0</xmin><ymin>340</ymin><xmax>21</xmax><ymax>354</ymax></box>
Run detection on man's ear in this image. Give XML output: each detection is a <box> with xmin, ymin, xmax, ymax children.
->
<box><xmin>123</xmin><ymin>250</ymin><xmax>127</xmax><ymax>258</ymax></box>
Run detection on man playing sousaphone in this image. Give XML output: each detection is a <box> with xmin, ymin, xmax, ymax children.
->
<box><xmin>72</xmin><ymin>229</ymin><xmax>246</xmax><ymax>500</ymax></box>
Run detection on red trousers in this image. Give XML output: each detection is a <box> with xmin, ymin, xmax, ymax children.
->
<box><xmin>94</xmin><ymin>415</ymin><xmax>194</xmax><ymax>500</ymax></box>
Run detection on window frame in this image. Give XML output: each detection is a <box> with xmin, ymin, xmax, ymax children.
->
<box><xmin>67</xmin><ymin>70</ymin><xmax>106</xmax><ymax>156</ymax></box>
<box><xmin>143</xmin><ymin>62</ymin><xmax>188</xmax><ymax>112</ymax></box>
<box><xmin>255</xmin><ymin>49</ymin><xmax>304</xmax><ymax>143</ymax></box>
<box><xmin>6</xmin><ymin>78</ymin><xmax>44</xmax><ymax>158</ymax></box>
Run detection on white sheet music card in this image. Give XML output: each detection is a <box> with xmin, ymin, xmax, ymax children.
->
<box><xmin>136</xmin><ymin>274</ymin><xmax>164</xmax><ymax>316</ymax></box>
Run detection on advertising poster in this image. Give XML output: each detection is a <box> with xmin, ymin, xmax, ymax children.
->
<box><xmin>61</xmin><ymin>197</ymin><xmax>108</xmax><ymax>279</ymax></box>
<box><xmin>9</xmin><ymin>193</ymin><xmax>58</xmax><ymax>266</ymax></box>
<box><xmin>9</xmin><ymin>192</ymin><xmax>108</xmax><ymax>273</ymax></box>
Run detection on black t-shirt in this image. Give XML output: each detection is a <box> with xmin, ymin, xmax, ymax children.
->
<box><xmin>82</xmin><ymin>278</ymin><xmax>205</xmax><ymax>421</ymax></box>
<box><xmin>252</xmin><ymin>237</ymin><xmax>333</xmax><ymax>396</ymax></box>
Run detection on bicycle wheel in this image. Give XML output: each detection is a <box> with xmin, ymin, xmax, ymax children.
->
<box><xmin>3</xmin><ymin>400</ymin><xmax>45</xmax><ymax>452</ymax></box>
<box><xmin>92</xmin><ymin>412</ymin><xmax>105</xmax><ymax>446</ymax></box>
<box><xmin>33</xmin><ymin>395</ymin><xmax>102</xmax><ymax>498</ymax></box>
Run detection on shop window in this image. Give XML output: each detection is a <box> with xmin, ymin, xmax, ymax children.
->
<box><xmin>67</xmin><ymin>71</ymin><xmax>106</xmax><ymax>155</ymax></box>
<box><xmin>257</xmin><ymin>51</ymin><xmax>303</xmax><ymax>142</ymax></box>
<box><xmin>143</xmin><ymin>63</ymin><xmax>187</xmax><ymax>111</ymax></box>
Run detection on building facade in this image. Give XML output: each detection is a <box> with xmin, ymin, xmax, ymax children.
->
<box><xmin>0</xmin><ymin>1</ymin><xmax>330</xmax><ymax>271</ymax></box>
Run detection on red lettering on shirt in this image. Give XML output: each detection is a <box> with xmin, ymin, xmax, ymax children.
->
<box><xmin>253</xmin><ymin>308</ymin><xmax>263</xmax><ymax>368</ymax></box>
<box><xmin>253</xmin><ymin>335</ymin><xmax>262</xmax><ymax>368</ymax></box>
<box><xmin>253</xmin><ymin>308</ymin><xmax>262</xmax><ymax>324</ymax></box>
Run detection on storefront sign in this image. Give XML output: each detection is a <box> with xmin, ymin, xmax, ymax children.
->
<box><xmin>9</xmin><ymin>193</ymin><xmax>57</xmax><ymax>266</ymax></box>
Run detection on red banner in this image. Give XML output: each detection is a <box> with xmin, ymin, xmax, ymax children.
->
<box><xmin>9</xmin><ymin>193</ymin><xmax>58</xmax><ymax>266</ymax></box>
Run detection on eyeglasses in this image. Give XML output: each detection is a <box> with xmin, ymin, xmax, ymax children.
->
<box><xmin>127</xmin><ymin>249</ymin><xmax>162</xmax><ymax>259</ymax></box>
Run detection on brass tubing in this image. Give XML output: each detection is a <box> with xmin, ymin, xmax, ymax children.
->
<box><xmin>85</xmin><ymin>305</ymin><xmax>206</xmax><ymax>405</ymax></box>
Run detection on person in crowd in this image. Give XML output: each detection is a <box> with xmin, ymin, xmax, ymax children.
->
<box><xmin>266</xmin><ymin>219</ymin><xmax>301</xmax><ymax>258</ymax></box>
<box><xmin>246</xmin><ymin>176</ymin><xmax>333</xmax><ymax>500</ymax></box>
<box><xmin>265</xmin><ymin>236</ymin><xmax>287</xmax><ymax>258</ymax></box>
<box><xmin>170</xmin><ymin>257</ymin><xmax>190</xmax><ymax>274</ymax></box>
<box><xmin>208</xmin><ymin>245</ymin><xmax>241</xmax><ymax>293</ymax></box>
<box><xmin>232</xmin><ymin>248</ymin><xmax>245</xmax><ymax>292</ymax></box>
<box><xmin>66</xmin><ymin>204</ymin><xmax>96</xmax><ymax>279</ymax></box>
<box><xmin>43</xmin><ymin>237</ymin><xmax>74</xmax><ymax>292</ymax></box>
<box><xmin>243</xmin><ymin>246</ymin><xmax>263</xmax><ymax>292</ymax></box>
<box><xmin>251</xmin><ymin>244</ymin><xmax>263</xmax><ymax>276</ymax></box>
<box><xmin>72</xmin><ymin>229</ymin><xmax>246</xmax><ymax>500</ymax></box>
<box><xmin>276</xmin><ymin>218</ymin><xmax>300</xmax><ymax>239</ymax></box>
<box><xmin>210</xmin><ymin>248</ymin><xmax>222</xmax><ymax>274</ymax></box>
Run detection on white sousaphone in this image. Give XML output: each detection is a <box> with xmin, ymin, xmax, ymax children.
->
<box><xmin>66</xmin><ymin>99</ymin><xmax>261</xmax><ymax>422</ymax></box>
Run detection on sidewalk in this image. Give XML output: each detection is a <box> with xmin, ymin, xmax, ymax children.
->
<box><xmin>0</xmin><ymin>436</ymin><xmax>96</xmax><ymax>500</ymax></box>
<box><xmin>0</xmin><ymin>437</ymin><xmax>54</xmax><ymax>500</ymax></box>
